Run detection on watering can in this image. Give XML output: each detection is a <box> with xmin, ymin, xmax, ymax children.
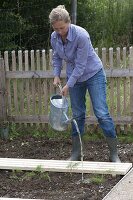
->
<box><xmin>49</xmin><ymin>94</ymin><xmax>70</xmax><ymax>131</ymax></box>
<box><xmin>49</xmin><ymin>84</ymin><xmax>86</xmax><ymax>131</ymax></box>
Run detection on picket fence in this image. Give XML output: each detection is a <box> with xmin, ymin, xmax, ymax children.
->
<box><xmin>0</xmin><ymin>46</ymin><xmax>133</xmax><ymax>133</ymax></box>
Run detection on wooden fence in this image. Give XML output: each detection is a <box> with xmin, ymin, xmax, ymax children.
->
<box><xmin>0</xmin><ymin>46</ymin><xmax>133</xmax><ymax>133</ymax></box>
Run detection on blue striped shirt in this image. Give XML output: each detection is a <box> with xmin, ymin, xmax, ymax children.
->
<box><xmin>51</xmin><ymin>24</ymin><xmax>103</xmax><ymax>87</ymax></box>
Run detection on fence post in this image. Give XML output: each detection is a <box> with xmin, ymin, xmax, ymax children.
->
<box><xmin>0</xmin><ymin>58</ymin><xmax>8</xmax><ymax>139</ymax></box>
<box><xmin>129</xmin><ymin>46</ymin><xmax>133</xmax><ymax>129</ymax></box>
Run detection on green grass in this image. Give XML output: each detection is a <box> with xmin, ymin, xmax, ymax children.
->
<box><xmin>7</xmin><ymin>121</ymin><xmax>133</xmax><ymax>143</ymax></box>
<box><xmin>118</xmin><ymin>132</ymin><xmax>133</xmax><ymax>143</ymax></box>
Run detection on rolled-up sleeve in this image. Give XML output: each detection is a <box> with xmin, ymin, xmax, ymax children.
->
<box><xmin>67</xmin><ymin>34</ymin><xmax>89</xmax><ymax>87</ymax></box>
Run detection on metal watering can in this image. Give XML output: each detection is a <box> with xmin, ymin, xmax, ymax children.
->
<box><xmin>49</xmin><ymin>94</ymin><xmax>70</xmax><ymax>131</ymax></box>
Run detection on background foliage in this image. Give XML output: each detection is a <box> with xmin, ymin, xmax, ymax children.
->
<box><xmin>0</xmin><ymin>0</ymin><xmax>133</xmax><ymax>51</ymax></box>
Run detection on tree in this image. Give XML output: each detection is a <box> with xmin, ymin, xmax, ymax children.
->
<box><xmin>0</xmin><ymin>0</ymin><xmax>132</xmax><ymax>51</ymax></box>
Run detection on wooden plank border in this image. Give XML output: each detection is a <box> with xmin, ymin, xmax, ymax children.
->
<box><xmin>0</xmin><ymin>158</ymin><xmax>132</xmax><ymax>175</ymax></box>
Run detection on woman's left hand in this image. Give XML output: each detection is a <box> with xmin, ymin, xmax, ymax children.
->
<box><xmin>61</xmin><ymin>84</ymin><xmax>69</xmax><ymax>96</ymax></box>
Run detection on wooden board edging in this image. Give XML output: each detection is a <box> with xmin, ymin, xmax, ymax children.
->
<box><xmin>0</xmin><ymin>158</ymin><xmax>132</xmax><ymax>176</ymax></box>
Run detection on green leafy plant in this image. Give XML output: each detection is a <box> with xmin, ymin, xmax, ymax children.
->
<box><xmin>90</xmin><ymin>174</ymin><xmax>105</xmax><ymax>184</ymax></box>
<box><xmin>22</xmin><ymin>171</ymin><xmax>36</xmax><ymax>181</ymax></box>
<box><xmin>9</xmin><ymin>166</ymin><xmax>51</xmax><ymax>182</ymax></box>
<box><xmin>9</xmin><ymin>123</ymin><xmax>21</xmax><ymax>139</ymax></box>
<box><xmin>35</xmin><ymin>165</ymin><xmax>51</xmax><ymax>182</ymax></box>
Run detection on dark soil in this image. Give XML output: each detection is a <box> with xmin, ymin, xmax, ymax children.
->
<box><xmin>0</xmin><ymin>134</ymin><xmax>133</xmax><ymax>200</ymax></box>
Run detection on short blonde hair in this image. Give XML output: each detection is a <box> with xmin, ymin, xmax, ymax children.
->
<box><xmin>49</xmin><ymin>5</ymin><xmax>71</xmax><ymax>25</ymax></box>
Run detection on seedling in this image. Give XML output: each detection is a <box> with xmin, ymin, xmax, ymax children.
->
<box><xmin>35</xmin><ymin>165</ymin><xmax>51</xmax><ymax>182</ymax></box>
<box><xmin>90</xmin><ymin>174</ymin><xmax>105</xmax><ymax>184</ymax></box>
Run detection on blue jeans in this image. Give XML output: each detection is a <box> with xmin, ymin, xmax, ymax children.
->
<box><xmin>69</xmin><ymin>69</ymin><xmax>116</xmax><ymax>138</ymax></box>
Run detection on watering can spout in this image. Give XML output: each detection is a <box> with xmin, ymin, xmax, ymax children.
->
<box><xmin>62</xmin><ymin>112</ymin><xmax>73</xmax><ymax>124</ymax></box>
<box><xmin>62</xmin><ymin>118</ymin><xmax>72</xmax><ymax>126</ymax></box>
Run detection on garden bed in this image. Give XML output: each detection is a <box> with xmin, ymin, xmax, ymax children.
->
<box><xmin>0</xmin><ymin>134</ymin><xmax>132</xmax><ymax>200</ymax></box>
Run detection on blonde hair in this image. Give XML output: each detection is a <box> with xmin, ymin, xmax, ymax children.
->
<box><xmin>49</xmin><ymin>5</ymin><xmax>71</xmax><ymax>25</ymax></box>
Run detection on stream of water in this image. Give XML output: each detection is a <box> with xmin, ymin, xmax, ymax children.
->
<box><xmin>72</xmin><ymin>119</ymin><xmax>84</xmax><ymax>182</ymax></box>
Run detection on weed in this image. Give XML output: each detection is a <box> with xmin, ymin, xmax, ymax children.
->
<box><xmin>90</xmin><ymin>174</ymin><xmax>105</xmax><ymax>184</ymax></box>
<box><xmin>9</xmin><ymin>123</ymin><xmax>21</xmax><ymax>139</ymax></box>
<box><xmin>9</xmin><ymin>167</ymin><xmax>51</xmax><ymax>182</ymax></box>
<box><xmin>35</xmin><ymin>165</ymin><xmax>43</xmax><ymax>172</ymax></box>
<box><xmin>39</xmin><ymin>172</ymin><xmax>51</xmax><ymax>182</ymax></box>
<box><xmin>35</xmin><ymin>165</ymin><xmax>51</xmax><ymax>182</ymax></box>
<box><xmin>22</xmin><ymin>171</ymin><xmax>36</xmax><ymax>181</ymax></box>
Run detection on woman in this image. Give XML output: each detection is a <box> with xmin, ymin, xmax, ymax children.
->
<box><xmin>49</xmin><ymin>5</ymin><xmax>121</xmax><ymax>162</ymax></box>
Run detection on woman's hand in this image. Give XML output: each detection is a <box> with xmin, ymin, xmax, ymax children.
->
<box><xmin>61</xmin><ymin>84</ymin><xmax>69</xmax><ymax>96</ymax></box>
<box><xmin>53</xmin><ymin>76</ymin><xmax>61</xmax><ymax>86</ymax></box>
<box><xmin>53</xmin><ymin>77</ymin><xmax>69</xmax><ymax>96</ymax></box>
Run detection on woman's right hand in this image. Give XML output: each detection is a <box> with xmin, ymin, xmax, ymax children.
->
<box><xmin>53</xmin><ymin>76</ymin><xmax>61</xmax><ymax>86</ymax></box>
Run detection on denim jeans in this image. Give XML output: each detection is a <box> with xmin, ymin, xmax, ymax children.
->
<box><xmin>69</xmin><ymin>69</ymin><xmax>116</xmax><ymax>138</ymax></box>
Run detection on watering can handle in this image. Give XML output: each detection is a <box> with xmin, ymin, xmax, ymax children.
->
<box><xmin>58</xmin><ymin>84</ymin><xmax>63</xmax><ymax>93</ymax></box>
<box><xmin>58</xmin><ymin>83</ymin><xmax>64</xmax><ymax>97</ymax></box>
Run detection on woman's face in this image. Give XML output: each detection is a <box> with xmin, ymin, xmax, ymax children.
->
<box><xmin>52</xmin><ymin>20</ymin><xmax>69</xmax><ymax>37</ymax></box>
